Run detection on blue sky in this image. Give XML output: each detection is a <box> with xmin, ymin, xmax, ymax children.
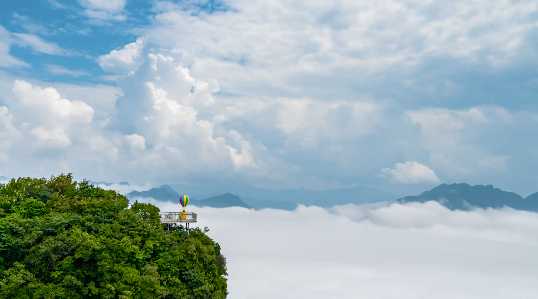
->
<box><xmin>1</xmin><ymin>0</ymin><xmax>538</xmax><ymax>196</ymax></box>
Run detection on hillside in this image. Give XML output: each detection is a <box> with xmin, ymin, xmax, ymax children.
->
<box><xmin>0</xmin><ymin>174</ymin><xmax>228</xmax><ymax>298</ymax></box>
<box><xmin>398</xmin><ymin>183</ymin><xmax>538</xmax><ymax>211</ymax></box>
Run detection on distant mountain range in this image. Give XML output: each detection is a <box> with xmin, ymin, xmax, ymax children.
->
<box><xmin>125</xmin><ymin>182</ymin><xmax>538</xmax><ymax>212</ymax></box>
<box><xmin>194</xmin><ymin>193</ymin><xmax>252</xmax><ymax>209</ymax></box>
<box><xmin>0</xmin><ymin>176</ymin><xmax>9</xmax><ymax>182</ymax></box>
<box><xmin>168</xmin><ymin>182</ymin><xmax>398</xmax><ymax>208</ymax></box>
<box><xmin>129</xmin><ymin>185</ymin><xmax>179</xmax><ymax>202</ymax></box>
<box><xmin>127</xmin><ymin>183</ymin><xmax>398</xmax><ymax>210</ymax></box>
<box><xmin>128</xmin><ymin>185</ymin><xmax>253</xmax><ymax>209</ymax></box>
<box><xmin>398</xmin><ymin>183</ymin><xmax>538</xmax><ymax>212</ymax></box>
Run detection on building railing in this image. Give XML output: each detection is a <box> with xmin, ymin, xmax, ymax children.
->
<box><xmin>159</xmin><ymin>212</ymin><xmax>197</xmax><ymax>223</ymax></box>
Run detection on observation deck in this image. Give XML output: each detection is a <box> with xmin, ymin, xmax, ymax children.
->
<box><xmin>159</xmin><ymin>212</ymin><xmax>198</xmax><ymax>223</ymax></box>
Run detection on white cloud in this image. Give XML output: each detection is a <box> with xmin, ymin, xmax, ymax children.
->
<box><xmin>45</xmin><ymin>64</ymin><xmax>91</xmax><ymax>77</ymax></box>
<box><xmin>11</xmin><ymin>13</ymin><xmax>49</xmax><ymax>36</ymax></box>
<box><xmin>97</xmin><ymin>38</ymin><xmax>145</xmax><ymax>73</ymax></box>
<box><xmin>3</xmin><ymin>35</ymin><xmax>534</xmax><ymax>191</ymax></box>
<box><xmin>84</xmin><ymin>9</ymin><xmax>127</xmax><ymax>21</ymax></box>
<box><xmin>31</xmin><ymin>126</ymin><xmax>72</xmax><ymax>147</ymax></box>
<box><xmin>108</xmin><ymin>54</ymin><xmax>258</xmax><ymax>179</ymax></box>
<box><xmin>406</xmin><ymin>107</ymin><xmax>515</xmax><ymax>180</ymax></box>
<box><xmin>0</xmin><ymin>26</ymin><xmax>29</xmax><ymax>68</ymax></box>
<box><xmin>382</xmin><ymin>161</ymin><xmax>441</xmax><ymax>184</ymax></box>
<box><xmin>1</xmin><ymin>30</ymin><xmax>536</xmax><ymax>195</ymax></box>
<box><xmin>92</xmin><ymin>182</ymin><xmax>153</xmax><ymax>195</ymax></box>
<box><xmin>125</xmin><ymin>133</ymin><xmax>146</xmax><ymax>150</ymax></box>
<box><xmin>10</xmin><ymin>80</ymin><xmax>95</xmax><ymax>126</ymax></box>
<box><xmin>0</xmin><ymin>106</ymin><xmax>22</xmax><ymax>151</ymax></box>
<box><xmin>78</xmin><ymin>0</ymin><xmax>127</xmax><ymax>21</ymax></box>
<box><xmin>144</xmin><ymin>200</ymin><xmax>538</xmax><ymax>299</ymax></box>
<box><xmin>100</xmin><ymin>0</ymin><xmax>538</xmax><ymax>192</ymax></box>
<box><xmin>12</xmin><ymin>33</ymin><xmax>68</xmax><ymax>55</ymax></box>
<box><xmin>144</xmin><ymin>0</ymin><xmax>538</xmax><ymax>102</ymax></box>
<box><xmin>43</xmin><ymin>81</ymin><xmax>122</xmax><ymax>122</ymax></box>
<box><xmin>47</xmin><ymin>0</ymin><xmax>67</xmax><ymax>9</ymax></box>
<box><xmin>0</xmin><ymin>80</ymin><xmax>115</xmax><ymax>175</ymax></box>
<box><xmin>78</xmin><ymin>0</ymin><xmax>126</xmax><ymax>12</ymax></box>
<box><xmin>407</xmin><ymin>108</ymin><xmax>490</xmax><ymax>150</ymax></box>
<box><xmin>274</xmin><ymin>99</ymin><xmax>381</xmax><ymax>148</ymax></box>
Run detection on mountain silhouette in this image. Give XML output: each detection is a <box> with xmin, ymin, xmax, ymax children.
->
<box><xmin>127</xmin><ymin>186</ymin><xmax>252</xmax><ymax>209</ymax></box>
<box><xmin>398</xmin><ymin>183</ymin><xmax>538</xmax><ymax>211</ymax></box>
<box><xmin>125</xmin><ymin>182</ymin><xmax>538</xmax><ymax>211</ymax></box>
<box><xmin>128</xmin><ymin>185</ymin><xmax>179</xmax><ymax>202</ymax></box>
<box><xmin>193</xmin><ymin>193</ymin><xmax>252</xmax><ymax>209</ymax></box>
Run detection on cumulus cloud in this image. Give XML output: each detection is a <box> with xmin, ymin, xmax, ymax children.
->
<box><xmin>10</xmin><ymin>80</ymin><xmax>94</xmax><ymax>127</ymax></box>
<box><xmin>2</xmin><ymin>34</ymin><xmax>537</xmax><ymax>191</ymax></box>
<box><xmin>0</xmin><ymin>106</ymin><xmax>21</xmax><ymax>152</ymax></box>
<box><xmin>116</xmin><ymin>0</ymin><xmax>538</xmax><ymax>192</ymax></box>
<box><xmin>125</xmin><ymin>133</ymin><xmax>146</xmax><ymax>150</ymax></box>
<box><xmin>407</xmin><ymin>108</ymin><xmax>490</xmax><ymax>150</ymax></box>
<box><xmin>406</xmin><ymin>107</ymin><xmax>515</xmax><ymax>181</ymax></box>
<box><xmin>145</xmin><ymin>0</ymin><xmax>538</xmax><ymax>102</ymax></box>
<box><xmin>0</xmin><ymin>80</ymin><xmax>118</xmax><ymax>178</ymax></box>
<box><xmin>381</xmin><ymin>161</ymin><xmax>441</xmax><ymax>184</ymax></box>
<box><xmin>107</xmin><ymin>50</ymin><xmax>266</xmax><ymax>181</ymax></box>
<box><xmin>142</xmin><ymin>200</ymin><xmax>538</xmax><ymax>299</ymax></box>
<box><xmin>97</xmin><ymin>38</ymin><xmax>145</xmax><ymax>73</ymax></box>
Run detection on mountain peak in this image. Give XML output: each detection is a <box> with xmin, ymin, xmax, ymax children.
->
<box><xmin>158</xmin><ymin>184</ymin><xmax>178</xmax><ymax>195</ymax></box>
<box><xmin>399</xmin><ymin>183</ymin><xmax>537</xmax><ymax>211</ymax></box>
<box><xmin>127</xmin><ymin>185</ymin><xmax>179</xmax><ymax>202</ymax></box>
<box><xmin>194</xmin><ymin>193</ymin><xmax>251</xmax><ymax>209</ymax></box>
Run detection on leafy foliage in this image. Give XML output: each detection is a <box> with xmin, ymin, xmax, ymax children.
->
<box><xmin>0</xmin><ymin>174</ymin><xmax>227</xmax><ymax>298</ymax></box>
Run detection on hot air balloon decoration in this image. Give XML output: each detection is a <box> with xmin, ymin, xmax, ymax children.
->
<box><xmin>179</xmin><ymin>195</ymin><xmax>189</xmax><ymax>208</ymax></box>
<box><xmin>179</xmin><ymin>195</ymin><xmax>189</xmax><ymax>222</ymax></box>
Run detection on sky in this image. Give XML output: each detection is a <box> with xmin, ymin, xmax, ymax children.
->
<box><xmin>145</xmin><ymin>200</ymin><xmax>538</xmax><ymax>299</ymax></box>
<box><xmin>1</xmin><ymin>0</ymin><xmax>538</xmax><ymax>196</ymax></box>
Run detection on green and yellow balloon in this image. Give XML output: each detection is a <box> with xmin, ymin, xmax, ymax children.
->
<box><xmin>179</xmin><ymin>195</ymin><xmax>189</xmax><ymax>208</ymax></box>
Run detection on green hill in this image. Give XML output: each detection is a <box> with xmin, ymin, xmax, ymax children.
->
<box><xmin>0</xmin><ymin>174</ymin><xmax>228</xmax><ymax>299</ymax></box>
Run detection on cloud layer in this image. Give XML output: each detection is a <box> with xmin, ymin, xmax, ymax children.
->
<box><xmin>1</xmin><ymin>0</ymin><xmax>538</xmax><ymax>194</ymax></box>
<box><xmin>142</xmin><ymin>200</ymin><xmax>538</xmax><ymax>299</ymax></box>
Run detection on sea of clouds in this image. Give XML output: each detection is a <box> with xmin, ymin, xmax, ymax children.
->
<box><xmin>139</xmin><ymin>199</ymin><xmax>538</xmax><ymax>299</ymax></box>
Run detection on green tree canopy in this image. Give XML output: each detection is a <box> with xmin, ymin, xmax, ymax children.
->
<box><xmin>0</xmin><ymin>174</ymin><xmax>227</xmax><ymax>299</ymax></box>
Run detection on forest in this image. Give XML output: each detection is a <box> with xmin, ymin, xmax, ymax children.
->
<box><xmin>0</xmin><ymin>174</ymin><xmax>227</xmax><ymax>299</ymax></box>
